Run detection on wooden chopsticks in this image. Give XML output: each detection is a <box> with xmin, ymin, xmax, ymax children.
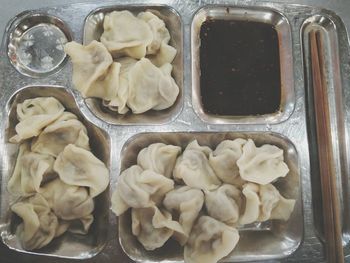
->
<box><xmin>309</xmin><ymin>30</ymin><xmax>344</xmax><ymax>263</ymax></box>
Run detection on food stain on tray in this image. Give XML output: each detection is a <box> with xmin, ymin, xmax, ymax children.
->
<box><xmin>199</xmin><ymin>19</ymin><xmax>281</xmax><ymax>116</ymax></box>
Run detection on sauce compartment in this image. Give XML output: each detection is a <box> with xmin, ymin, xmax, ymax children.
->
<box><xmin>6</xmin><ymin>12</ymin><xmax>72</xmax><ymax>78</ymax></box>
<box><xmin>191</xmin><ymin>6</ymin><xmax>294</xmax><ymax>124</ymax></box>
<box><xmin>82</xmin><ymin>5</ymin><xmax>183</xmax><ymax>125</ymax></box>
<box><xmin>0</xmin><ymin>86</ymin><xmax>110</xmax><ymax>259</ymax></box>
<box><xmin>118</xmin><ymin>132</ymin><xmax>302</xmax><ymax>262</ymax></box>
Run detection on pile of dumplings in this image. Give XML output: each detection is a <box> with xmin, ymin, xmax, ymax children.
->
<box><xmin>111</xmin><ymin>139</ymin><xmax>296</xmax><ymax>263</ymax></box>
<box><xmin>64</xmin><ymin>10</ymin><xmax>179</xmax><ymax>114</ymax></box>
<box><xmin>7</xmin><ymin>97</ymin><xmax>109</xmax><ymax>250</ymax></box>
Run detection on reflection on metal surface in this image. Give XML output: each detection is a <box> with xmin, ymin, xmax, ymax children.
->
<box><xmin>7</xmin><ymin>13</ymin><xmax>72</xmax><ymax>78</ymax></box>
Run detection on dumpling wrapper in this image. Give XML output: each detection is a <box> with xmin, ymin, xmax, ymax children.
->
<box><xmin>239</xmin><ymin>183</ymin><xmax>260</xmax><ymax>225</ymax></box>
<box><xmin>163</xmin><ymin>186</ymin><xmax>204</xmax><ymax>245</ymax></box>
<box><xmin>10</xmin><ymin>97</ymin><xmax>65</xmax><ymax>143</ymax></box>
<box><xmin>205</xmin><ymin>184</ymin><xmax>242</xmax><ymax>226</ymax></box>
<box><xmin>209</xmin><ymin>139</ymin><xmax>246</xmax><ymax>186</ymax></box>
<box><xmin>132</xmin><ymin>205</ymin><xmax>185</xmax><ymax>251</ymax></box>
<box><xmin>127</xmin><ymin>58</ymin><xmax>179</xmax><ymax>113</ymax></box>
<box><xmin>100</xmin><ymin>10</ymin><xmax>153</xmax><ymax>59</ymax></box>
<box><xmin>54</xmin><ymin>144</ymin><xmax>109</xmax><ymax>198</ymax></box>
<box><xmin>8</xmin><ymin>142</ymin><xmax>56</xmax><ymax>197</ymax></box>
<box><xmin>111</xmin><ymin>165</ymin><xmax>174</xmax><ymax>216</ymax></box>
<box><xmin>64</xmin><ymin>40</ymin><xmax>121</xmax><ymax>101</ymax></box>
<box><xmin>173</xmin><ymin>140</ymin><xmax>221</xmax><ymax>190</ymax></box>
<box><xmin>184</xmin><ymin>216</ymin><xmax>240</xmax><ymax>263</ymax></box>
<box><xmin>137</xmin><ymin>11</ymin><xmax>171</xmax><ymax>55</ymax></box>
<box><xmin>40</xmin><ymin>178</ymin><xmax>94</xmax><ymax>221</ymax></box>
<box><xmin>31</xmin><ymin>113</ymin><xmax>90</xmax><ymax>157</ymax></box>
<box><xmin>259</xmin><ymin>184</ymin><xmax>296</xmax><ymax>221</ymax></box>
<box><xmin>11</xmin><ymin>194</ymin><xmax>61</xmax><ymax>250</ymax></box>
<box><xmin>137</xmin><ymin>143</ymin><xmax>181</xmax><ymax>178</ymax></box>
<box><xmin>237</xmin><ymin>139</ymin><xmax>289</xmax><ymax>185</ymax></box>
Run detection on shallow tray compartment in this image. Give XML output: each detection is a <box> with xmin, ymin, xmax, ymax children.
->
<box><xmin>83</xmin><ymin>5</ymin><xmax>183</xmax><ymax>125</ymax></box>
<box><xmin>302</xmin><ymin>13</ymin><xmax>350</xmax><ymax>252</ymax></box>
<box><xmin>0</xmin><ymin>86</ymin><xmax>110</xmax><ymax>259</ymax></box>
<box><xmin>6</xmin><ymin>12</ymin><xmax>72</xmax><ymax>78</ymax></box>
<box><xmin>191</xmin><ymin>6</ymin><xmax>295</xmax><ymax>124</ymax></box>
<box><xmin>118</xmin><ymin>132</ymin><xmax>303</xmax><ymax>262</ymax></box>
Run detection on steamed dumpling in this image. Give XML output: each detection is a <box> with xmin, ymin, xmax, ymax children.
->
<box><xmin>240</xmin><ymin>183</ymin><xmax>296</xmax><ymax>224</ymax></box>
<box><xmin>163</xmin><ymin>186</ymin><xmax>204</xmax><ymax>245</ymax></box>
<box><xmin>40</xmin><ymin>178</ymin><xmax>94</xmax><ymax>221</ymax></box>
<box><xmin>239</xmin><ymin>183</ymin><xmax>260</xmax><ymax>225</ymax></box>
<box><xmin>138</xmin><ymin>11</ymin><xmax>177</xmax><ymax>65</ymax></box>
<box><xmin>100</xmin><ymin>10</ymin><xmax>153</xmax><ymax>59</ymax></box>
<box><xmin>173</xmin><ymin>140</ymin><xmax>221</xmax><ymax>190</ymax></box>
<box><xmin>209</xmin><ymin>139</ymin><xmax>246</xmax><ymax>186</ymax></box>
<box><xmin>137</xmin><ymin>143</ymin><xmax>181</xmax><ymax>178</ymax></box>
<box><xmin>105</xmin><ymin>57</ymin><xmax>135</xmax><ymax>114</ymax></box>
<box><xmin>205</xmin><ymin>184</ymin><xmax>242</xmax><ymax>226</ymax></box>
<box><xmin>137</xmin><ymin>11</ymin><xmax>170</xmax><ymax>55</ymax></box>
<box><xmin>148</xmin><ymin>42</ymin><xmax>177</xmax><ymax>67</ymax></box>
<box><xmin>184</xmin><ymin>216</ymin><xmax>240</xmax><ymax>263</ymax></box>
<box><xmin>31</xmin><ymin>113</ymin><xmax>90</xmax><ymax>157</ymax></box>
<box><xmin>259</xmin><ymin>184</ymin><xmax>295</xmax><ymax>221</ymax></box>
<box><xmin>127</xmin><ymin>58</ymin><xmax>179</xmax><ymax>113</ymax></box>
<box><xmin>11</xmin><ymin>194</ymin><xmax>60</xmax><ymax>250</ymax></box>
<box><xmin>132</xmin><ymin>205</ymin><xmax>184</xmax><ymax>250</ymax></box>
<box><xmin>10</xmin><ymin>97</ymin><xmax>65</xmax><ymax>143</ymax></box>
<box><xmin>8</xmin><ymin>142</ymin><xmax>56</xmax><ymax>196</ymax></box>
<box><xmin>111</xmin><ymin>165</ymin><xmax>174</xmax><ymax>215</ymax></box>
<box><xmin>54</xmin><ymin>144</ymin><xmax>109</xmax><ymax>198</ymax></box>
<box><xmin>236</xmin><ymin>139</ymin><xmax>289</xmax><ymax>185</ymax></box>
<box><xmin>64</xmin><ymin>41</ymin><xmax>121</xmax><ymax>101</ymax></box>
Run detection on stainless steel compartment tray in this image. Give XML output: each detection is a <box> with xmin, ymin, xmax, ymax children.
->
<box><xmin>0</xmin><ymin>1</ymin><xmax>350</xmax><ymax>262</ymax></box>
<box><xmin>119</xmin><ymin>132</ymin><xmax>302</xmax><ymax>262</ymax></box>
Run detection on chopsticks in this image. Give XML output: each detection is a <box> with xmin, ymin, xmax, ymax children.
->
<box><xmin>309</xmin><ymin>30</ymin><xmax>344</xmax><ymax>263</ymax></box>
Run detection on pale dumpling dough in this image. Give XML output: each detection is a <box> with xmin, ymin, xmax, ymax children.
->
<box><xmin>163</xmin><ymin>186</ymin><xmax>204</xmax><ymax>245</ymax></box>
<box><xmin>209</xmin><ymin>139</ymin><xmax>246</xmax><ymax>186</ymax></box>
<box><xmin>184</xmin><ymin>216</ymin><xmax>240</xmax><ymax>263</ymax></box>
<box><xmin>132</xmin><ymin>205</ymin><xmax>185</xmax><ymax>250</ymax></box>
<box><xmin>137</xmin><ymin>11</ymin><xmax>170</xmax><ymax>55</ymax></box>
<box><xmin>259</xmin><ymin>184</ymin><xmax>296</xmax><ymax>221</ymax></box>
<box><xmin>54</xmin><ymin>144</ymin><xmax>109</xmax><ymax>198</ymax></box>
<box><xmin>240</xmin><ymin>183</ymin><xmax>296</xmax><ymax>224</ymax></box>
<box><xmin>131</xmin><ymin>206</ymin><xmax>183</xmax><ymax>250</ymax></box>
<box><xmin>10</xmin><ymin>97</ymin><xmax>65</xmax><ymax>143</ymax></box>
<box><xmin>137</xmin><ymin>143</ymin><xmax>181</xmax><ymax>178</ymax></box>
<box><xmin>239</xmin><ymin>183</ymin><xmax>260</xmax><ymax>225</ymax></box>
<box><xmin>8</xmin><ymin>142</ymin><xmax>56</xmax><ymax>197</ymax></box>
<box><xmin>173</xmin><ymin>140</ymin><xmax>221</xmax><ymax>190</ymax></box>
<box><xmin>40</xmin><ymin>178</ymin><xmax>94</xmax><ymax>221</ymax></box>
<box><xmin>11</xmin><ymin>194</ymin><xmax>61</xmax><ymax>250</ymax></box>
<box><xmin>148</xmin><ymin>42</ymin><xmax>177</xmax><ymax>67</ymax></box>
<box><xmin>237</xmin><ymin>139</ymin><xmax>289</xmax><ymax>185</ymax></box>
<box><xmin>31</xmin><ymin>113</ymin><xmax>90</xmax><ymax>157</ymax></box>
<box><xmin>127</xmin><ymin>58</ymin><xmax>179</xmax><ymax>113</ymax></box>
<box><xmin>205</xmin><ymin>184</ymin><xmax>242</xmax><ymax>226</ymax></box>
<box><xmin>64</xmin><ymin>41</ymin><xmax>121</xmax><ymax>101</ymax></box>
<box><xmin>100</xmin><ymin>10</ymin><xmax>153</xmax><ymax>59</ymax></box>
<box><xmin>105</xmin><ymin>57</ymin><xmax>135</xmax><ymax>114</ymax></box>
<box><xmin>111</xmin><ymin>165</ymin><xmax>174</xmax><ymax>215</ymax></box>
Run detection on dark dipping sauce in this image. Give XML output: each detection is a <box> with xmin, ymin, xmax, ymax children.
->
<box><xmin>199</xmin><ymin>19</ymin><xmax>281</xmax><ymax>116</ymax></box>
